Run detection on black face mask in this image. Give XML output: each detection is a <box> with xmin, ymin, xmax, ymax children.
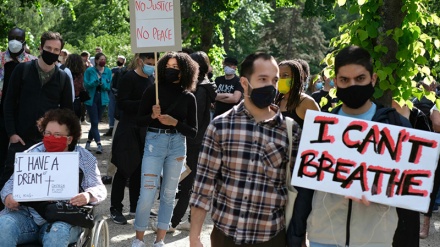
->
<box><xmin>164</xmin><ymin>68</ymin><xmax>180</xmax><ymax>83</ymax></box>
<box><xmin>247</xmin><ymin>82</ymin><xmax>277</xmax><ymax>109</ymax></box>
<box><xmin>41</xmin><ymin>49</ymin><xmax>59</xmax><ymax>65</ymax></box>
<box><xmin>116</xmin><ymin>61</ymin><xmax>123</xmax><ymax>66</ymax></box>
<box><xmin>336</xmin><ymin>82</ymin><xmax>375</xmax><ymax>109</ymax></box>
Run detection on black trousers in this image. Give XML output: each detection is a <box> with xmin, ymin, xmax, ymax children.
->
<box><xmin>110</xmin><ymin>165</ymin><xmax>141</xmax><ymax>213</ymax></box>
<box><xmin>170</xmin><ymin>143</ymin><xmax>200</xmax><ymax>228</ymax></box>
<box><xmin>392</xmin><ymin>208</ymin><xmax>420</xmax><ymax>247</ymax></box>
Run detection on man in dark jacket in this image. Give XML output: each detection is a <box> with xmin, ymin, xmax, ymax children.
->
<box><xmin>0</xmin><ymin>31</ymin><xmax>73</xmax><ymax>193</ymax></box>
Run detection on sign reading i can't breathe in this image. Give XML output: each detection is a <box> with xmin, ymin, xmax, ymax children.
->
<box><xmin>13</xmin><ymin>152</ymin><xmax>79</xmax><ymax>202</ymax></box>
<box><xmin>292</xmin><ymin>110</ymin><xmax>440</xmax><ymax>213</ymax></box>
<box><xmin>129</xmin><ymin>0</ymin><xmax>182</xmax><ymax>52</ymax></box>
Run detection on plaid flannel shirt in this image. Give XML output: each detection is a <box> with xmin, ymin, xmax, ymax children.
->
<box><xmin>190</xmin><ymin>101</ymin><xmax>301</xmax><ymax>244</ymax></box>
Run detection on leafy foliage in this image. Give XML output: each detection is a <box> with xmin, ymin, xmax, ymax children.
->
<box><xmin>322</xmin><ymin>0</ymin><xmax>440</xmax><ymax>106</ymax></box>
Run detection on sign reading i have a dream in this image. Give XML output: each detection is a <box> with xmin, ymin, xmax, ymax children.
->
<box><xmin>13</xmin><ymin>152</ymin><xmax>79</xmax><ymax>202</ymax></box>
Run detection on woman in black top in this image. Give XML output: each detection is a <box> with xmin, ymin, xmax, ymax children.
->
<box><xmin>275</xmin><ymin>60</ymin><xmax>319</xmax><ymax>247</ymax></box>
<box><xmin>170</xmin><ymin>51</ymin><xmax>217</xmax><ymax>230</ymax></box>
<box><xmin>109</xmin><ymin>53</ymin><xmax>156</xmax><ymax>225</ymax></box>
<box><xmin>133</xmin><ymin>52</ymin><xmax>198</xmax><ymax>247</ymax></box>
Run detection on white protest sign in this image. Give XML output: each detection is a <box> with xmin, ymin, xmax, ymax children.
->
<box><xmin>292</xmin><ymin>110</ymin><xmax>440</xmax><ymax>213</ymax></box>
<box><xmin>129</xmin><ymin>0</ymin><xmax>182</xmax><ymax>52</ymax></box>
<box><xmin>13</xmin><ymin>152</ymin><xmax>79</xmax><ymax>202</ymax></box>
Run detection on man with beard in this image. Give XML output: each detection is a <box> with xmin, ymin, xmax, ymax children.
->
<box><xmin>0</xmin><ymin>31</ymin><xmax>73</xmax><ymax>194</ymax></box>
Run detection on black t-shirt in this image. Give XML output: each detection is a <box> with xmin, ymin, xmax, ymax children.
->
<box><xmin>214</xmin><ymin>75</ymin><xmax>243</xmax><ymax>117</ymax></box>
<box><xmin>311</xmin><ymin>90</ymin><xmax>338</xmax><ymax>113</ymax></box>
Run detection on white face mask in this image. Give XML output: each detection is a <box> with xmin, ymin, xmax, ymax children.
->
<box><xmin>8</xmin><ymin>39</ymin><xmax>23</xmax><ymax>54</ymax></box>
<box><xmin>224</xmin><ymin>66</ymin><xmax>236</xmax><ymax>75</ymax></box>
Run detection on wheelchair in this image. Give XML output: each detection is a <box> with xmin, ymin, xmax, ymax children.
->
<box><xmin>17</xmin><ymin>212</ymin><xmax>109</xmax><ymax>247</ymax></box>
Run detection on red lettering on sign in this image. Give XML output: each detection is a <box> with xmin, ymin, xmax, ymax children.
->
<box><xmin>152</xmin><ymin>27</ymin><xmax>173</xmax><ymax>41</ymax></box>
<box><xmin>136</xmin><ymin>26</ymin><xmax>150</xmax><ymax>40</ymax></box>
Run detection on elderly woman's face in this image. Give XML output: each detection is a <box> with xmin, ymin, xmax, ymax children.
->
<box><xmin>43</xmin><ymin>121</ymin><xmax>72</xmax><ymax>152</ymax></box>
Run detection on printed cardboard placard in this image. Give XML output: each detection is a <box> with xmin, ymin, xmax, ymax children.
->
<box><xmin>129</xmin><ymin>0</ymin><xmax>182</xmax><ymax>52</ymax></box>
<box><xmin>13</xmin><ymin>152</ymin><xmax>79</xmax><ymax>202</ymax></box>
<box><xmin>292</xmin><ymin>110</ymin><xmax>440</xmax><ymax>213</ymax></box>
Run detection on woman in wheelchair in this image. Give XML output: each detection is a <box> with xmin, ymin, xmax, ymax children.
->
<box><xmin>0</xmin><ymin>108</ymin><xmax>107</xmax><ymax>247</ymax></box>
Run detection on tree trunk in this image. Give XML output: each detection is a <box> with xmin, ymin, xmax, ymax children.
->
<box><xmin>223</xmin><ymin>24</ymin><xmax>231</xmax><ymax>55</ymax></box>
<box><xmin>376</xmin><ymin>0</ymin><xmax>405</xmax><ymax>107</ymax></box>
<box><xmin>200</xmin><ymin>20</ymin><xmax>214</xmax><ymax>53</ymax></box>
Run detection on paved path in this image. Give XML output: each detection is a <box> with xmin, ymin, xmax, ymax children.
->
<box><xmin>85</xmin><ymin>122</ymin><xmax>440</xmax><ymax>247</ymax></box>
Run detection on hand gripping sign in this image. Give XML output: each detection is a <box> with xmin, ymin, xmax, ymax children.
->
<box><xmin>291</xmin><ymin>110</ymin><xmax>440</xmax><ymax>213</ymax></box>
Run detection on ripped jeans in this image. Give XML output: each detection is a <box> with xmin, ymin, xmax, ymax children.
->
<box><xmin>133</xmin><ymin>131</ymin><xmax>186</xmax><ymax>231</ymax></box>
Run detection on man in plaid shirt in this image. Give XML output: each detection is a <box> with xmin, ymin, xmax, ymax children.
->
<box><xmin>189</xmin><ymin>52</ymin><xmax>301</xmax><ymax>247</ymax></box>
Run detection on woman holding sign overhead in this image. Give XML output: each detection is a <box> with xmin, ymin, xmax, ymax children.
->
<box><xmin>275</xmin><ymin>59</ymin><xmax>319</xmax><ymax>247</ymax></box>
<box><xmin>133</xmin><ymin>52</ymin><xmax>198</xmax><ymax>247</ymax></box>
<box><xmin>0</xmin><ymin>108</ymin><xmax>106</xmax><ymax>247</ymax></box>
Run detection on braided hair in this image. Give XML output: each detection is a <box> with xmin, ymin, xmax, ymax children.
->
<box><xmin>276</xmin><ymin>60</ymin><xmax>305</xmax><ymax>112</ymax></box>
<box><xmin>157</xmin><ymin>52</ymin><xmax>198</xmax><ymax>92</ymax></box>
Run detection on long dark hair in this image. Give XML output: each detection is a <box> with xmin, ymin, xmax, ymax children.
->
<box><xmin>190</xmin><ymin>51</ymin><xmax>210</xmax><ymax>82</ymax></box>
<box><xmin>157</xmin><ymin>52</ymin><xmax>198</xmax><ymax>91</ymax></box>
<box><xmin>65</xmin><ymin>54</ymin><xmax>85</xmax><ymax>77</ymax></box>
<box><xmin>277</xmin><ymin>60</ymin><xmax>305</xmax><ymax>112</ymax></box>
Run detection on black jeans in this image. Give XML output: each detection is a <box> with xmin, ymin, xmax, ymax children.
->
<box><xmin>170</xmin><ymin>143</ymin><xmax>199</xmax><ymax>228</ymax></box>
<box><xmin>110</xmin><ymin>165</ymin><xmax>141</xmax><ymax>213</ymax></box>
<box><xmin>286</xmin><ymin>187</ymin><xmax>314</xmax><ymax>247</ymax></box>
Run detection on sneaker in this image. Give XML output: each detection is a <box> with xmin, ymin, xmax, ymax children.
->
<box><xmin>96</xmin><ymin>144</ymin><xmax>103</xmax><ymax>154</ymax></box>
<box><xmin>433</xmin><ymin>204</ymin><xmax>439</xmax><ymax>213</ymax></box>
<box><xmin>150</xmin><ymin>211</ymin><xmax>158</xmax><ymax>217</ymax></box>
<box><xmin>153</xmin><ymin>240</ymin><xmax>165</xmax><ymax>247</ymax></box>
<box><xmin>132</xmin><ymin>239</ymin><xmax>146</xmax><ymax>247</ymax></box>
<box><xmin>110</xmin><ymin>207</ymin><xmax>127</xmax><ymax>225</ymax></box>
<box><xmin>81</xmin><ymin>120</ymin><xmax>90</xmax><ymax>125</ymax></box>
<box><xmin>103</xmin><ymin>128</ymin><xmax>113</xmax><ymax>137</ymax></box>
<box><xmin>85</xmin><ymin>142</ymin><xmax>91</xmax><ymax>151</ymax></box>
<box><xmin>176</xmin><ymin>220</ymin><xmax>191</xmax><ymax>231</ymax></box>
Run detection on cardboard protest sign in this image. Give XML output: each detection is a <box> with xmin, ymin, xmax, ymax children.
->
<box><xmin>292</xmin><ymin>110</ymin><xmax>440</xmax><ymax>213</ymax></box>
<box><xmin>129</xmin><ymin>0</ymin><xmax>182</xmax><ymax>53</ymax></box>
<box><xmin>13</xmin><ymin>152</ymin><xmax>79</xmax><ymax>202</ymax></box>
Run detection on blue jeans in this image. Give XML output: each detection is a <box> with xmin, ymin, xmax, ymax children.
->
<box><xmin>134</xmin><ymin>131</ymin><xmax>186</xmax><ymax>231</ymax></box>
<box><xmin>108</xmin><ymin>90</ymin><xmax>115</xmax><ymax>128</ymax></box>
<box><xmin>86</xmin><ymin>91</ymin><xmax>104</xmax><ymax>143</ymax></box>
<box><xmin>0</xmin><ymin>209</ymin><xmax>82</xmax><ymax>246</ymax></box>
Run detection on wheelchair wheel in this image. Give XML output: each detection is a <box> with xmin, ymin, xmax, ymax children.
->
<box><xmin>89</xmin><ymin>215</ymin><xmax>109</xmax><ymax>247</ymax></box>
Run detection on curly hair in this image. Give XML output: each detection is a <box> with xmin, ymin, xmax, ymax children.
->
<box><xmin>37</xmin><ymin>109</ymin><xmax>82</xmax><ymax>151</ymax></box>
<box><xmin>157</xmin><ymin>52</ymin><xmax>198</xmax><ymax>92</ymax></box>
<box><xmin>276</xmin><ymin>60</ymin><xmax>305</xmax><ymax>112</ymax></box>
<box><xmin>65</xmin><ymin>54</ymin><xmax>85</xmax><ymax>77</ymax></box>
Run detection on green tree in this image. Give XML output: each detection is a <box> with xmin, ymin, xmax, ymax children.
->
<box><xmin>321</xmin><ymin>0</ymin><xmax>440</xmax><ymax>107</ymax></box>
